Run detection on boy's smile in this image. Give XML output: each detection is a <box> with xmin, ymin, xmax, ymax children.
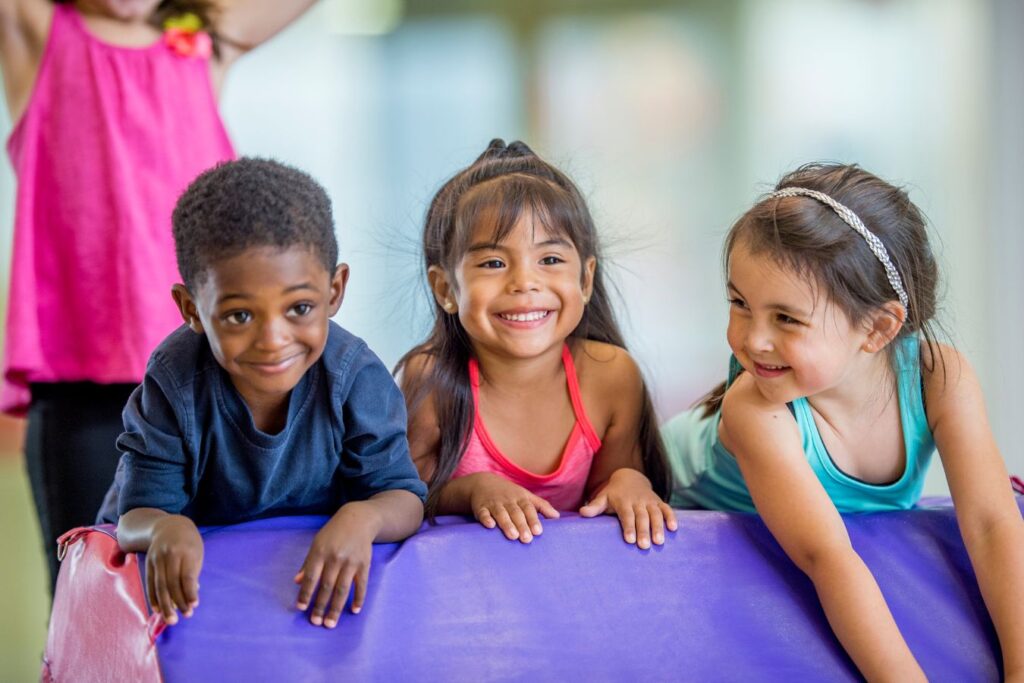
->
<box><xmin>173</xmin><ymin>246</ymin><xmax>347</xmax><ymax>431</ymax></box>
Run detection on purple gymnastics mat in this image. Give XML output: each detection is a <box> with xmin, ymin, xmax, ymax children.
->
<box><xmin>50</xmin><ymin>502</ymin><xmax>1011</xmax><ymax>682</ymax></box>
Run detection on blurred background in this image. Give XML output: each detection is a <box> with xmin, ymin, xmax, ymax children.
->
<box><xmin>1</xmin><ymin>0</ymin><xmax>1021</xmax><ymax>677</ymax></box>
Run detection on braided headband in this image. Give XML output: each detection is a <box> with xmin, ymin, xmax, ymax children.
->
<box><xmin>766</xmin><ymin>187</ymin><xmax>909</xmax><ymax>309</ymax></box>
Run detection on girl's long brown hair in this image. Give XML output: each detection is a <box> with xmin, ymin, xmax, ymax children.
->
<box><xmin>397</xmin><ymin>139</ymin><xmax>669</xmax><ymax>517</ymax></box>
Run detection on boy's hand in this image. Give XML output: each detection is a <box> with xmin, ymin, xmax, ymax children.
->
<box><xmin>466</xmin><ymin>472</ymin><xmax>560</xmax><ymax>543</ymax></box>
<box><xmin>294</xmin><ymin>504</ymin><xmax>377</xmax><ymax>628</ymax></box>
<box><xmin>146</xmin><ymin>515</ymin><xmax>203</xmax><ymax>625</ymax></box>
<box><xmin>579</xmin><ymin>468</ymin><xmax>678</xmax><ymax>549</ymax></box>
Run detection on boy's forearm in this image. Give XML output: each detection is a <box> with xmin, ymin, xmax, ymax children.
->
<box><xmin>116</xmin><ymin>507</ymin><xmax>191</xmax><ymax>552</ymax></box>
<box><xmin>807</xmin><ymin>551</ymin><xmax>925</xmax><ymax>682</ymax></box>
<box><xmin>349</xmin><ymin>489</ymin><xmax>424</xmax><ymax>543</ymax></box>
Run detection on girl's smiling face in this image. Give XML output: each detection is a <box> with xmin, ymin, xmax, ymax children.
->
<box><xmin>433</xmin><ymin>209</ymin><xmax>595</xmax><ymax>364</ymax></box>
<box><xmin>174</xmin><ymin>246</ymin><xmax>347</xmax><ymax>423</ymax></box>
<box><xmin>725</xmin><ymin>238</ymin><xmax>874</xmax><ymax>405</ymax></box>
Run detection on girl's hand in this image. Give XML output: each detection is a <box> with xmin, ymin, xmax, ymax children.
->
<box><xmin>466</xmin><ymin>472</ymin><xmax>560</xmax><ymax>543</ymax></box>
<box><xmin>294</xmin><ymin>503</ymin><xmax>378</xmax><ymax>628</ymax></box>
<box><xmin>146</xmin><ymin>515</ymin><xmax>203</xmax><ymax>625</ymax></box>
<box><xmin>579</xmin><ymin>468</ymin><xmax>678</xmax><ymax>549</ymax></box>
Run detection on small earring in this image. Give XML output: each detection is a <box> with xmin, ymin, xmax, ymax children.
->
<box><xmin>582</xmin><ymin>295</ymin><xmax>590</xmax><ymax>305</ymax></box>
<box><xmin>443</xmin><ymin>301</ymin><xmax>455</xmax><ymax>312</ymax></box>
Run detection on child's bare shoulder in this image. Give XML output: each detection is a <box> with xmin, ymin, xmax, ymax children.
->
<box><xmin>719</xmin><ymin>373</ymin><xmax>797</xmax><ymax>456</ymax></box>
<box><xmin>920</xmin><ymin>341</ymin><xmax>981</xmax><ymax>428</ymax></box>
<box><xmin>573</xmin><ymin>339</ymin><xmax>642</xmax><ymax>391</ymax></box>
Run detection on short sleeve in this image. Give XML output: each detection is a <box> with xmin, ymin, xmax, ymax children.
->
<box><xmin>338</xmin><ymin>350</ymin><xmax>427</xmax><ymax>503</ymax></box>
<box><xmin>113</xmin><ymin>362</ymin><xmax>195</xmax><ymax>517</ymax></box>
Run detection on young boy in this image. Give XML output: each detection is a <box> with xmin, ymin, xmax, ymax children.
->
<box><xmin>97</xmin><ymin>158</ymin><xmax>426</xmax><ymax>630</ymax></box>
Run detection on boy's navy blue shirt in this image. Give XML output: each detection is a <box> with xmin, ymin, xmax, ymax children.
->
<box><xmin>97</xmin><ymin>321</ymin><xmax>426</xmax><ymax>525</ymax></box>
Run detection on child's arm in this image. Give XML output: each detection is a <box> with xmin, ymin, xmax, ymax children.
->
<box><xmin>212</xmin><ymin>0</ymin><xmax>318</xmax><ymax>65</ymax></box>
<box><xmin>292</xmin><ymin>351</ymin><xmax>426</xmax><ymax>628</ymax></box>
<box><xmin>400</xmin><ymin>353</ymin><xmax>560</xmax><ymax>543</ymax></box>
<box><xmin>0</xmin><ymin>0</ymin><xmax>50</xmax><ymax>121</ymax></box>
<box><xmin>117</xmin><ymin>508</ymin><xmax>203</xmax><ymax>626</ymax></box>
<box><xmin>294</xmin><ymin>489</ymin><xmax>422</xmax><ymax>629</ymax></box>
<box><xmin>925</xmin><ymin>345</ymin><xmax>1024</xmax><ymax>679</ymax></box>
<box><xmin>721</xmin><ymin>376</ymin><xmax>926</xmax><ymax>682</ymax></box>
<box><xmin>577</xmin><ymin>345</ymin><xmax>677</xmax><ymax>549</ymax></box>
<box><xmin>109</xmin><ymin>358</ymin><xmax>207</xmax><ymax>626</ymax></box>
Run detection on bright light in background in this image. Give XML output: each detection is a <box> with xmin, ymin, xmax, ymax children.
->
<box><xmin>327</xmin><ymin>0</ymin><xmax>405</xmax><ymax>36</ymax></box>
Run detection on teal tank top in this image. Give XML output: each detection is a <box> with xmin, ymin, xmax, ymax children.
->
<box><xmin>662</xmin><ymin>336</ymin><xmax>935</xmax><ymax>513</ymax></box>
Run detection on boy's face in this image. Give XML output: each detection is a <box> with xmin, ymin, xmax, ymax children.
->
<box><xmin>173</xmin><ymin>246</ymin><xmax>348</xmax><ymax>415</ymax></box>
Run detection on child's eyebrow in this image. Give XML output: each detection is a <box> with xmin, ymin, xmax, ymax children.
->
<box><xmin>466</xmin><ymin>241</ymin><xmax>503</xmax><ymax>253</ymax></box>
<box><xmin>215</xmin><ymin>283</ymin><xmax>318</xmax><ymax>304</ymax></box>
<box><xmin>534</xmin><ymin>237</ymin><xmax>572</xmax><ymax>248</ymax></box>
<box><xmin>727</xmin><ymin>282</ymin><xmax>810</xmax><ymax>318</ymax></box>
<box><xmin>467</xmin><ymin>237</ymin><xmax>572</xmax><ymax>252</ymax></box>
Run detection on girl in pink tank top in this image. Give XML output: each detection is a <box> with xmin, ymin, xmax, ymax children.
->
<box><xmin>0</xmin><ymin>0</ymin><xmax>317</xmax><ymax>590</ymax></box>
<box><xmin>398</xmin><ymin>139</ymin><xmax>677</xmax><ymax>549</ymax></box>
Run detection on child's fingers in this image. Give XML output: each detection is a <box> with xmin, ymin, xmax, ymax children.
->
<box><xmin>491</xmin><ymin>506</ymin><xmax>519</xmax><ymax>541</ymax></box>
<box><xmin>146</xmin><ymin>556</ymin><xmax>160</xmax><ymax>614</ymax></box>
<box><xmin>648</xmin><ymin>503</ymin><xmax>666</xmax><ymax>546</ymax></box>
<box><xmin>523</xmin><ymin>503</ymin><xmax>544</xmax><ymax>536</ymax></box>
<box><xmin>166</xmin><ymin>557</ymin><xmax>191</xmax><ymax>615</ymax></box>
<box><xmin>310</xmin><ymin>561</ymin><xmax>340</xmax><ymax>626</ymax></box>
<box><xmin>154</xmin><ymin>562</ymin><xmax>178</xmax><ymax>625</ymax></box>
<box><xmin>182</xmin><ymin>564</ymin><xmax>201</xmax><ymax>612</ymax></box>
<box><xmin>661</xmin><ymin>503</ymin><xmax>678</xmax><ymax>532</ymax></box>
<box><xmin>506</xmin><ymin>504</ymin><xmax>534</xmax><ymax>543</ymax></box>
<box><xmin>578</xmin><ymin>494</ymin><xmax>608</xmax><ymax>518</ymax></box>
<box><xmin>618</xmin><ymin>505</ymin><xmax>637</xmax><ymax>545</ymax></box>
<box><xmin>350</xmin><ymin>563</ymin><xmax>369</xmax><ymax>615</ymax></box>
<box><xmin>475</xmin><ymin>506</ymin><xmax>498</xmax><ymax>529</ymax></box>
<box><xmin>531</xmin><ymin>495</ymin><xmax>560</xmax><ymax>520</ymax></box>
<box><xmin>323</xmin><ymin>565</ymin><xmax>357</xmax><ymax>629</ymax></box>
<box><xmin>634</xmin><ymin>504</ymin><xmax>652</xmax><ymax>549</ymax></box>
<box><xmin>295</xmin><ymin>560</ymin><xmax>323</xmax><ymax>611</ymax></box>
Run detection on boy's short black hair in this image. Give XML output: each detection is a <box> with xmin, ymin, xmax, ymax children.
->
<box><xmin>173</xmin><ymin>157</ymin><xmax>338</xmax><ymax>289</ymax></box>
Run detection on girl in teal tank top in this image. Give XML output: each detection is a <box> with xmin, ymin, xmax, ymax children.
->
<box><xmin>662</xmin><ymin>164</ymin><xmax>1024</xmax><ymax>681</ymax></box>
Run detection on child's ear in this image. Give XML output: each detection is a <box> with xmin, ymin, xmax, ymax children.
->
<box><xmin>862</xmin><ymin>301</ymin><xmax>906</xmax><ymax>353</ymax></box>
<box><xmin>581</xmin><ymin>256</ymin><xmax>597</xmax><ymax>304</ymax></box>
<box><xmin>427</xmin><ymin>265</ymin><xmax>457</xmax><ymax>314</ymax></box>
<box><xmin>328</xmin><ymin>263</ymin><xmax>350</xmax><ymax>316</ymax></box>
<box><xmin>171</xmin><ymin>284</ymin><xmax>204</xmax><ymax>334</ymax></box>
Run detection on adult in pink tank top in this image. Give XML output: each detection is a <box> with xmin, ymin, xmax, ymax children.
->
<box><xmin>0</xmin><ymin>0</ymin><xmax>317</xmax><ymax>590</ymax></box>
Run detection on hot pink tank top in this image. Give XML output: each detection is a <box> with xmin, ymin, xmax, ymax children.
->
<box><xmin>452</xmin><ymin>345</ymin><xmax>603</xmax><ymax>510</ymax></box>
<box><xmin>2</xmin><ymin>5</ymin><xmax>236</xmax><ymax>415</ymax></box>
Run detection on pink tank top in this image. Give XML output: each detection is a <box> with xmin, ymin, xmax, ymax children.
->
<box><xmin>452</xmin><ymin>345</ymin><xmax>603</xmax><ymax>510</ymax></box>
<box><xmin>2</xmin><ymin>5</ymin><xmax>235</xmax><ymax>415</ymax></box>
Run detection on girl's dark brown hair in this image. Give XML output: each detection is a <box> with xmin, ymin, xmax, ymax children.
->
<box><xmin>396</xmin><ymin>139</ymin><xmax>670</xmax><ymax>516</ymax></box>
<box><xmin>701</xmin><ymin>163</ymin><xmax>942</xmax><ymax>416</ymax></box>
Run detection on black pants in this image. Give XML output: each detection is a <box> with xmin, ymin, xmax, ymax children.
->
<box><xmin>25</xmin><ymin>382</ymin><xmax>137</xmax><ymax>594</ymax></box>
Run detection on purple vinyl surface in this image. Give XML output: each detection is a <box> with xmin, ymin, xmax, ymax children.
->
<box><xmin>152</xmin><ymin>504</ymin><xmax>1002</xmax><ymax>682</ymax></box>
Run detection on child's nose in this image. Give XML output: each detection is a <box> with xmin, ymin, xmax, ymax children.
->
<box><xmin>746</xmin><ymin>321</ymin><xmax>775</xmax><ymax>353</ymax></box>
<box><xmin>255</xmin><ymin>317</ymin><xmax>290</xmax><ymax>349</ymax></box>
<box><xmin>506</xmin><ymin>263</ymin><xmax>541</xmax><ymax>294</ymax></box>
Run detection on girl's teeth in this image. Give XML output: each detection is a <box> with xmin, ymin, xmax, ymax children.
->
<box><xmin>501</xmin><ymin>311</ymin><xmax>548</xmax><ymax>322</ymax></box>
